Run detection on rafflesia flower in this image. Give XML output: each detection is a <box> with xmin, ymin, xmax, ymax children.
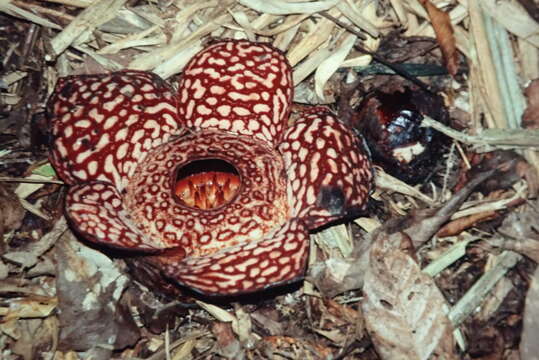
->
<box><xmin>48</xmin><ymin>40</ymin><xmax>373</xmax><ymax>295</ymax></box>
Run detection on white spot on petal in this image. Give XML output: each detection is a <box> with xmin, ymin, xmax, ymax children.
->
<box><xmin>217</xmin><ymin>105</ymin><xmax>231</xmax><ymax>117</ymax></box>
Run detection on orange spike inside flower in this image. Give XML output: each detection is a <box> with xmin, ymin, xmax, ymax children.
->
<box><xmin>175</xmin><ymin>170</ymin><xmax>240</xmax><ymax>210</ymax></box>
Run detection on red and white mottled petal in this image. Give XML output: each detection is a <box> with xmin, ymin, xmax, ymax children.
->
<box><xmin>66</xmin><ymin>182</ymin><xmax>170</xmax><ymax>251</ymax></box>
<box><xmin>49</xmin><ymin>70</ymin><xmax>181</xmax><ymax>190</ymax></box>
<box><xmin>162</xmin><ymin>218</ymin><xmax>309</xmax><ymax>295</ymax></box>
<box><xmin>278</xmin><ymin>109</ymin><xmax>373</xmax><ymax>229</ymax></box>
<box><xmin>177</xmin><ymin>40</ymin><xmax>293</xmax><ymax>145</ymax></box>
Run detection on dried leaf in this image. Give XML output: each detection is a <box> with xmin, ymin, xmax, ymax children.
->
<box><xmin>293</xmin><ymin>47</ymin><xmax>333</xmax><ymax>86</ymax></box>
<box><xmin>438</xmin><ymin>189</ymin><xmax>521</xmax><ymax>237</ymax></box>
<box><xmin>232</xmin><ymin>305</ymin><xmax>257</xmax><ymax>348</ymax></box>
<box><xmin>10</xmin><ymin>317</ymin><xmax>58</xmax><ymax>360</ymax></box>
<box><xmin>374</xmin><ymin>169</ymin><xmax>435</xmax><ymax>205</ymax></box>
<box><xmin>454</xmin><ymin>150</ymin><xmax>538</xmax><ymax>197</ymax></box>
<box><xmin>308</xmin><ymin>256</ymin><xmax>368</xmax><ymax>297</ymax></box>
<box><xmin>447</xmin><ymin>251</ymin><xmax>521</xmax><ymax>327</ymax></box>
<box><xmin>404</xmin><ymin>169</ymin><xmax>495</xmax><ymax>248</ymax></box>
<box><xmin>238</xmin><ymin>0</ymin><xmax>340</xmax><ymax>15</ymax></box>
<box><xmin>3</xmin><ymin>217</ymin><xmax>65</xmax><ymax>269</ymax></box>
<box><xmin>15</xmin><ymin>174</ymin><xmax>52</xmax><ymax>198</ymax></box>
<box><xmin>498</xmin><ymin>199</ymin><xmax>539</xmax><ymax>241</ymax></box>
<box><xmin>481</xmin><ymin>0</ymin><xmax>539</xmax><ymax>48</ymax></box>
<box><xmin>522</xmin><ymin>78</ymin><xmax>539</xmax><ymax>129</ymax></box>
<box><xmin>491</xmin><ymin>198</ymin><xmax>539</xmax><ymax>262</ymax></box>
<box><xmin>0</xmin><ymin>260</ymin><xmax>8</xmax><ymax>280</ymax></box>
<box><xmin>286</xmin><ymin>8</ymin><xmax>337</xmax><ymax>66</ymax></box>
<box><xmin>0</xmin><ymin>183</ymin><xmax>25</xmax><ymax>239</ymax></box>
<box><xmin>0</xmin><ymin>0</ymin><xmax>535</xmax><ymax>357</ymax></box>
<box><xmin>418</xmin><ymin>0</ymin><xmax>458</xmax><ymax>76</ymax></box>
<box><xmin>310</xmin><ymin>169</ymin><xmax>495</xmax><ymax>297</ymax></box>
<box><xmin>49</xmin><ymin>0</ymin><xmax>128</xmax><ymax>57</ymax></box>
<box><xmin>262</xmin><ymin>335</ymin><xmax>333</xmax><ymax>358</ymax></box>
<box><xmin>0</xmin><ymin>1</ymin><xmax>61</xmax><ymax>29</ymax></box>
<box><xmin>437</xmin><ymin>210</ymin><xmax>498</xmax><ymax>237</ymax></box>
<box><xmin>196</xmin><ymin>300</ymin><xmax>237</xmax><ymax>323</ymax></box>
<box><xmin>211</xmin><ymin>322</ymin><xmax>243</xmax><ymax>359</ymax></box>
<box><xmin>314</xmin><ymin>33</ymin><xmax>357</xmax><ymax>101</ymax></box>
<box><xmin>251</xmin><ymin>309</ymin><xmax>284</xmax><ymax>336</ymax></box>
<box><xmin>520</xmin><ymin>266</ymin><xmax>539</xmax><ymax>360</ymax></box>
<box><xmin>362</xmin><ymin>232</ymin><xmax>458</xmax><ymax>360</ymax></box>
<box><xmin>335</xmin><ymin>1</ymin><xmax>379</xmax><ymax>37</ymax></box>
<box><xmin>1</xmin><ymin>296</ymin><xmax>57</xmax><ymax>322</ymax></box>
<box><xmin>54</xmin><ymin>228</ymin><xmax>139</xmax><ymax>353</ymax></box>
<box><xmin>311</xmin><ymin>298</ymin><xmax>361</xmax><ymax>344</ymax></box>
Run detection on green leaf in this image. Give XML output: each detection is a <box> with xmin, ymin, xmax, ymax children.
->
<box><xmin>32</xmin><ymin>163</ymin><xmax>57</xmax><ymax>177</ymax></box>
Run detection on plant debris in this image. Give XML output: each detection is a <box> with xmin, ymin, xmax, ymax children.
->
<box><xmin>1</xmin><ymin>0</ymin><xmax>538</xmax><ymax>359</ymax></box>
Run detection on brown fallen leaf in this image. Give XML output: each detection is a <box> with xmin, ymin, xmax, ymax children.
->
<box><xmin>522</xmin><ymin>78</ymin><xmax>539</xmax><ymax>129</ymax></box>
<box><xmin>437</xmin><ymin>190</ymin><xmax>526</xmax><ymax>237</ymax></box>
<box><xmin>467</xmin><ymin>325</ymin><xmax>505</xmax><ymax>359</ymax></box>
<box><xmin>497</xmin><ymin>199</ymin><xmax>539</xmax><ymax>241</ymax></box>
<box><xmin>124</xmin><ymin>287</ymin><xmax>189</xmax><ymax>335</ymax></box>
<box><xmin>54</xmin><ymin>228</ymin><xmax>139</xmax><ymax>356</ymax></box>
<box><xmin>262</xmin><ymin>335</ymin><xmax>333</xmax><ymax>359</ymax></box>
<box><xmin>308</xmin><ymin>169</ymin><xmax>495</xmax><ymax>297</ymax></box>
<box><xmin>516</xmin><ymin>158</ymin><xmax>539</xmax><ymax>198</ymax></box>
<box><xmin>308</xmin><ymin>256</ymin><xmax>368</xmax><ymax>298</ymax></box>
<box><xmin>211</xmin><ymin>322</ymin><xmax>242</xmax><ymax>359</ymax></box>
<box><xmin>0</xmin><ymin>183</ymin><xmax>25</xmax><ymax>241</ymax></box>
<box><xmin>251</xmin><ymin>308</ymin><xmax>284</xmax><ymax>336</ymax></box>
<box><xmin>403</xmin><ymin>169</ymin><xmax>495</xmax><ymax>249</ymax></box>
<box><xmin>520</xmin><ymin>265</ymin><xmax>539</xmax><ymax>360</ymax></box>
<box><xmin>517</xmin><ymin>0</ymin><xmax>539</xmax><ymax>22</ymax></box>
<box><xmin>490</xmin><ymin>198</ymin><xmax>539</xmax><ymax>262</ymax></box>
<box><xmin>10</xmin><ymin>317</ymin><xmax>59</xmax><ymax>360</ymax></box>
<box><xmin>455</xmin><ymin>150</ymin><xmax>539</xmax><ymax>197</ymax></box>
<box><xmin>418</xmin><ymin>0</ymin><xmax>458</xmax><ymax>76</ymax></box>
<box><xmin>1</xmin><ymin>295</ymin><xmax>57</xmax><ymax>323</ymax></box>
<box><xmin>437</xmin><ymin>210</ymin><xmax>498</xmax><ymax>238</ymax></box>
<box><xmin>362</xmin><ymin>231</ymin><xmax>458</xmax><ymax>360</ymax></box>
<box><xmin>308</xmin><ymin>297</ymin><xmax>362</xmax><ymax>346</ymax></box>
<box><xmin>3</xmin><ymin>217</ymin><xmax>66</xmax><ymax>269</ymax></box>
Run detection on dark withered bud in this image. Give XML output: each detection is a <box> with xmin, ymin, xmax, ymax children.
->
<box><xmin>354</xmin><ymin>87</ymin><xmax>449</xmax><ymax>184</ymax></box>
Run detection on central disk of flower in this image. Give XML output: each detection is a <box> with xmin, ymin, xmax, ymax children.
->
<box><xmin>125</xmin><ymin>130</ymin><xmax>289</xmax><ymax>256</ymax></box>
<box><xmin>175</xmin><ymin>159</ymin><xmax>240</xmax><ymax>210</ymax></box>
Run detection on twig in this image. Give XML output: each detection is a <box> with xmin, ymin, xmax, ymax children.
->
<box><xmin>0</xmin><ymin>177</ymin><xmax>64</xmax><ymax>184</ymax></box>
<box><xmin>421</xmin><ymin>115</ymin><xmax>539</xmax><ymax>149</ymax></box>
<box><xmin>319</xmin><ymin>11</ymin><xmax>366</xmax><ymax>40</ymax></box>
<box><xmin>448</xmin><ymin>251</ymin><xmax>521</xmax><ymax>327</ymax></box>
<box><xmin>319</xmin><ymin>11</ymin><xmax>435</xmax><ymax>94</ymax></box>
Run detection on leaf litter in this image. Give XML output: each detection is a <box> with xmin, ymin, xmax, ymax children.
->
<box><xmin>0</xmin><ymin>0</ymin><xmax>539</xmax><ymax>359</ymax></box>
